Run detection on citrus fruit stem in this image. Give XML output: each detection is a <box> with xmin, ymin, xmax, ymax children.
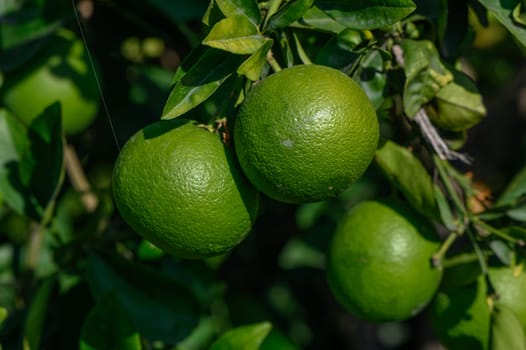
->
<box><xmin>265</xmin><ymin>49</ymin><xmax>282</xmax><ymax>72</ymax></box>
<box><xmin>26</xmin><ymin>221</ymin><xmax>44</xmax><ymax>271</ymax></box>
<box><xmin>441</xmin><ymin>251</ymin><xmax>489</xmax><ymax>268</ymax></box>
<box><xmin>432</xmin><ymin>231</ymin><xmax>461</xmax><ymax>269</ymax></box>
<box><xmin>434</xmin><ymin>156</ymin><xmax>467</xmax><ymax>217</ymax></box>
<box><xmin>467</xmin><ymin>225</ymin><xmax>490</xmax><ymax>276</ymax></box>
<box><xmin>65</xmin><ymin>144</ymin><xmax>98</xmax><ymax>213</ymax></box>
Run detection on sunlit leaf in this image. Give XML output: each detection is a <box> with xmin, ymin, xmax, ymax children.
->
<box><xmin>237</xmin><ymin>39</ymin><xmax>273</xmax><ymax>81</ymax></box>
<box><xmin>203</xmin><ymin>15</ymin><xmax>265</xmax><ymax>54</ymax></box>
<box><xmin>428</xmin><ymin>69</ymin><xmax>487</xmax><ymax>131</ymax></box>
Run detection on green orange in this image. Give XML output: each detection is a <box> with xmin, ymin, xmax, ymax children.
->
<box><xmin>1</xmin><ymin>28</ymin><xmax>99</xmax><ymax>135</ymax></box>
<box><xmin>234</xmin><ymin>64</ymin><xmax>379</xmax><ymax>204</ymax></box>
<box><xmin>112</xmin><ymin>118</ymin><xmax>259</xmax><ymax>259</ymax></box>
<box><xmin>326</xmin><ymin>200</ymin><xmax>442</xmax><ymax>322</ymax></box>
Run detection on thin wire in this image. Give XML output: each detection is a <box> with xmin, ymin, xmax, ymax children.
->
<box><xmin>71</xmin><ymin>0</ymin><xmax>121</xmax><ymax>152</ymax></box>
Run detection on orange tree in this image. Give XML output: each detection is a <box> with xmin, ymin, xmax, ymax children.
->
<box><xmin>1</xmin><ymin>0</ymin><xmax>526</xmax><ymax>349</ymax></box>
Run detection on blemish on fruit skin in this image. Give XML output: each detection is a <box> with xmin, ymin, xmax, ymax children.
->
<box><xmin>282</xmin><ymin>139</ymin><xmax>294</xmax><ymax>148</ymax></box>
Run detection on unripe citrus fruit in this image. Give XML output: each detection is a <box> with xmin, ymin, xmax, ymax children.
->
<box><xmin>112</xmin><ymin>118</ymin><xmax>259</xmax><ymax>259</ymax></box>
<box><xmin>326</xmin><ymin>200</ymin><xmax>442</xmax><ymax>322</ymax></box>
<box><xmin>1</xmin><ymin>28</ymin><xmax>99</xmax><ymax>135</ymax></box>
<box><xmin>234</xmin><ymin>64</ymin><xmax>379</xmax><ymax>204</ymax></box>
<box><xmin>431</xmin><ymin>264</ymin><xmax>526</xmax><ymax>349</ymax></box>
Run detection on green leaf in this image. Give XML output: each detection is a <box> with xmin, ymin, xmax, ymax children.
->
<box><xmin>477</xmin><ymin>0</ymin><xmax>526</xmax><ymax>47</ymax></box>
<box><xmin>23</xmin><ymin>102</ymin><xmax>65</xmax><ymax>220</ymax></box>
<box><xmin>507</xmin><ymin>204</ymin><xmax>526</xmax><ymax>222</ymax></box>
<box><xmin>161</xmin><ymin>48</ymin><xmax>243</xmax><ymax>119</ymax></box>
<box><xmin>80</xmin><ymin>294</ymin><xmax>142</xmax><ymax>350</ymax></box>
<box><xmin>23</xmin><ymin>279</ymin><xmax>55</xmax><ymax>350</ymax></box>
<box><xmin>512</xmin><ymin>2</ymin><xmax>526</xmax><ymax>27</ymax></box>
<box><xmin>0</xmin><ymin>104</ymin><xmax>64</xmax><ymax>220</ymax></box>
<box><xmin>265</xmin><ymin>0</ymin><xmax>315</xmax><ymax>31</ymax></box>
<box><xmin>491</xmin><ymin>304</ymin><xmax>526</xmax><ymax>350</ymax></box>
<box><xmin>86</xmin><ymin>254</ymin><xmax>200</xmax><ymax>343</ymax></box>
<box><xmin>0</xmin><ymin>108</ymin><xmax>30</xmax><ymax>215</ymax></box>
<box><xmin>300</xmin><ymin>6</ymin><xmax>347</xmax><ymax>33</ymax></box>
<box><xmin>0</xmin><ymin>6</ymin><xmax>61</xmax><ymax>51</ymax></box>
<box><xmin>401</xmin><ymin>39</ymin><xmax>453</xmax><ymax>117</ymax></box>
<box><xmin>502</xmin><ymin>226</ymin><xmax>526</xmax><ymax>241</ymax></box>
<box><xmin>375</xmin><ymin>140</ymin><xmax>439</xmax><ymax>221</ymax></box>
<box><xmin>317</xmin><ymin>0</ymin><xmax>417</xmax><ymax>30</ymax></box>
<box><xmin>489</xmin><ymin>240</ymin><xmax>512</xmax><ymax>265</ymax></box>
<box><xmin>209</xmin><ymin>322</ymin><xmax>272</xmax><ymax>350</ymax></box>
<box><xmin>355</xmin><ymin>48</ymin><xmax>388</xmax><ymax>109</ymax></box>
<box><xmin>203</xmin><ymin>0</ymin><xmax>225</xmax><ymax>27</ymax></box>
<box><xmin>237</xmin><ymin>39</ymin><xmax>273</xmax><ymax>81</ymax></box>
<box><xmin>203</xmin><ymin>15</ymin><xmax>265</xmax><ymax>54</ymax></box>
<box><xmin>428</xmin><ymin>69</ymin><xmax>486</xmax><ymax>131</ymax></box>
<box><xmin>495</xmin><ymin>165</ymin><xmax>526</xmax><ymax>207</ymax></box>
<box><xmin>215</xmin><ymin>0</ymin><xmax>261</xmax><ymax>26</ymax></box>
<box><xmin>175</xmin><ymin>317</ymin><xmax>217</xmax><ymax>350</ymax></box>
<box><xmin>434</xmin><ymin>183</ymin><xmax>457</xmax><ymax>230</ymax></box>
<box><xmin>0</xmin><ymin>306</ymin><xmax>8</xmax><ymax>326</ymax></box>
<box><xmin>278</xmin><ymin>238</ymin><xmax>325</xmax><ymax>270</ymax></box>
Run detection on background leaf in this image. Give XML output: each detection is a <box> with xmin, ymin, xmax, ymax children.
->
<box><xmin>0</xmin><ymin>109</ymin><xmax>30</xmax><ymax>215</ymax></box>
<box><xmin>495</xmin><ymin>165</ymin><xmax>526</xmax><ymax>207</ymax></box>
<box><xmin>0</xmin><ymin>104</ymin><xmax>64</xmax><ymax>220</ymax></box>
<box><xmin>23</xmin><ymin>102</ymin><xmax>65</xmax><ymax>220</ymax></box>
<box><xmin>209</xmin><ymin>322</ymin><xmax>272</xmax><ymax>350</ymax></box>
<box><xmin>86</xmin><ymin>254</ymin><xmax>200</xmax><ymax>344</ymax></box>
<box><xmin>80</xmin><ymin>294</ymin><xmax>142</xmax><ymax>350</ymax></box>
<box><xmin>375</xmin><ymin>140</ymin><xmax>439</xmax><ymax>221</ymax></box>
<box><xmin>23</xmin><ymin>279</ymin><xmax>55</xmax><ymax>350</ymax></box>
